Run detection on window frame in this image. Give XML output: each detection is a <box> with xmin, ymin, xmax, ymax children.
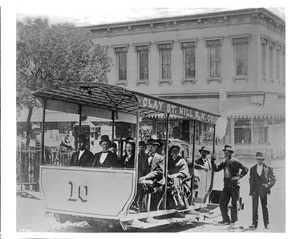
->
<box><xmin>135</xmin><ymin>44</ymin><xmax>150</xmax><ymax>86</ymax></box>
<box><xmin>114</xmin><ymin>46</ymin><xmax>128</xmax><ymax>87</ymax></box>
<box><xmin>180</xmin><ymin>41</ymin><xmax>197</xmax><ymax>84</ymax></box>
<box><xmin>156</xmin><ymin>42</ymin><xmax>173</xmax><ymax>85</ymax></box>
<box><xmin>205</xmin><ymin>38</ymin><xmax>223</xmax><ymax>83</ymax></box>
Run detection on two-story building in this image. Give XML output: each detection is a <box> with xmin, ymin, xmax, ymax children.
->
<box><xmin>84</xmin><ymin>8</ymin><xmax>285</xmax><ymax>157</ymax></box>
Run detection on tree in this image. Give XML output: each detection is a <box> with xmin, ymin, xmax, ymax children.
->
<box><xmin>17</xmin><ymin>18</ymin><xmax>112</xmax><ymax>149</ymax></box>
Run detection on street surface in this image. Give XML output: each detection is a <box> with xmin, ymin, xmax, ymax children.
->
<box><xmin>17</xmin><ymin>159</ymin><xmax>285</xmax><ymax>233</ymax></box>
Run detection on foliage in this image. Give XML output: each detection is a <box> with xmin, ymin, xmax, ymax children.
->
<box><xmin>17</xmin><ymin>18</ymin><xmax>112</xmax><ymax>112</ymax></box>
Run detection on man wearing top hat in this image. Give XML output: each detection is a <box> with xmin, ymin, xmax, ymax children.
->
<box><xmin>195</xmin><ymin>146</ymin><xmax>212</xmax><ymax>171</ymax></box>
<box><xmin>69</xmin><ymin>134</ymin><xmax>94</xmax><ymax>166</ymax></box>
<box><xmin>249</xmin><ymin>152</ymin><xmax>276</xmax><ymax>229</ymax></box>
<box><xmin>213</xmin><ymin>145</ymin><xmax>248</xmax><ymax>225</ymax></box>
<box><xmin>92</xmin><ymin>135</ymin><xmax>118</xmax><ymax>168</ymax></box>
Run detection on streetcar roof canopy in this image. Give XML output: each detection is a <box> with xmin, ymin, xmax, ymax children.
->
<box><xmin>33</xmin><ymin>82</ymin><xmax>220</xmax><ymax>124</ymax></box>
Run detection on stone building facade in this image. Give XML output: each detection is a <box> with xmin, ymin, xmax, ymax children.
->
<box><xmin>86</xmin><ymin>8</ymin><xmax>285</xmax><ymax>157</ymax></box>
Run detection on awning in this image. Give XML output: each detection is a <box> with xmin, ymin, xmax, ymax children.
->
<box><xmin>225</xmin><ymin>105</ymin><xmax>285</xmax><ymax>119</ymax></box>
<box><xmin>32</xmin><ymin>82</ymin><xmax>220</xmax><ymax>124</ymax></box>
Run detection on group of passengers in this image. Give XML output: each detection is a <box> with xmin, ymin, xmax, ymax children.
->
<box><xmin>69</xmin><ymin>133</ymin><xmax>192</xmax><ymax>214</ymax></box>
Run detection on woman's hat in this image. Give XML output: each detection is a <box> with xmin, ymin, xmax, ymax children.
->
<box><xmin>222</xmin><ymin>145</ymin><xmax>234</xmax><ymax>153</ymax></box>
<box><xmin>199</xmin><ymin>146</ymin><xmax>210</xmax><ymax>154</ymax></box>
<box><xmin>100</xmin><ymin>135</ymin><xmax>111</xmax><ymax>145</ymax></box>
<box><xmin>169</xmin><ymin>143</ymin><xmax>182</xmax><ymax>151</ymax></box>
<box><xmin>254</xmin><ymin>152</ymin><xmax>265</xmax><ymax>160</ymax></box>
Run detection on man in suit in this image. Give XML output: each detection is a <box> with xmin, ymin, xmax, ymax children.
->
<box><xmin>137</xmin><ymin>139</ymin><xmax>165</xmax><ymax>212</ymax></box>
<box><xmin>92</xmin><ymin>135</ymin><xmax>118</xmax><ymax>168</ymax></box>
<box><xmin>249</xmin><ymin>152</ymin><xmax>276</xmax><ymax>229</ymax></box>
<box><xmin>69</xmin><ymin>134</ymin><xmax>93</xmax><ymax>166</ymax></box>
<box><xmin>213</xmin><ymin>145</ymin><xmax>248</xmax><ymax>225</ymax></box>
<box><xmin>195</xmin><ymin>146</ymin><xmax>212</xmax><ymax>171</ymax></box>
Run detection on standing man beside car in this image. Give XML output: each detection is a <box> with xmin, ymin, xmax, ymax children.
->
<box><xmin>213</xmin><ymin>145</ymin><xmax>248</xmax><ymax>225</ymax></box>
<box><xmin>249</xmin><ymin>152</ymin><xmax>276</xmax><ymax>230</ymax></box>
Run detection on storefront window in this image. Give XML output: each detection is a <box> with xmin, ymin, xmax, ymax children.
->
<box><xmin>234</xmin><ymin>119</ymin><xmax>252</xmax><ymax>155</ymax></box>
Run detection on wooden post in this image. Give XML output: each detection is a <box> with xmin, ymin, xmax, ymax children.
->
<box><xmin>40</xmin><ymin>98</ymin><xmax>46</xmax><ymax>165</ymax></box>
<box><xmin>163</xmin><ymin>113</ymin><xmax>170</xmax><ymax>210</ymax></box>
<box><xmin>190</xmin><ymin>120</ymin><xmax>196</xmax><ymax>204</ymax></box>
<box><xmin>112</xmin><ymin>111</ymin><xmax>115</xmax><ymax>141</ymax></box>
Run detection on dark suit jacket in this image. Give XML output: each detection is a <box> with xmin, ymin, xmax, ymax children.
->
<box><xmin>69</xmin><ymin>149</ymin><xmax>94</xmax><ymax>166</ymax></box>
<box><xmin>119</xmin><ymin>154</ymin><xmax>135</xmax><ymax>168</ymax></box>
<box><xmin>249</xmin><ymin>163</ymin><xmax>276</xmax><ymax>195</ymax></box>
<box><xmin>142</xmin><ymin>153</ymin><xmax>165</xmax><ymax>187</ymax></box>
<box><xmin>213</xmin><ymin>157</ymin><xmax>248</xmax><ymax>184</ymax></box>
<box><xmin>92</xmin><ymin>151</ymin><xmax>118</xmax><ymax>168</ymax></box>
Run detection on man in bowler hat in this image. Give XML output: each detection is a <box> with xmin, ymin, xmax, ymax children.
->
<box><xmin>195</xmin><ymin>146</ymin><xmax>212</xmax><ymax>171</ymax></box>
<box><xmin>69</xmin><ymin>134</ymin><xmax>94</xmax><ymax>166</ymax></box>
<box><xmin>213</xmin><ymin>145</ymin><xmax>248</xmax><ymax>224</ymax></box>
<box><xmin>249</xmin><ymin>152</ymin><xmax>276</xmax><ymax>229</ymax></box>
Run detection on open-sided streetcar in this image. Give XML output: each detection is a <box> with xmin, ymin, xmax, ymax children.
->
<box><xmin>33</xmin><ymin>82</ymin><xmax>220</xmax><ymax>230</ymax></box>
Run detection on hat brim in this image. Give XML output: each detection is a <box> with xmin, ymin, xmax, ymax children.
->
<box><xmin>223</xmin><ymin>149</ymin><xmax>234</xmax><ymax>153</ymax></box>
<box><xmin>199</xmin><ymin>149</ymin><xmax>210</xmax><ymax>153</ymax></box>
<box><xmin>254</xmin><ymin>156</ymin><xmax>265</xmax><ymax>160</ymax></box>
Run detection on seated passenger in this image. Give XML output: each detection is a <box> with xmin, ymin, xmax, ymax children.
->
<box><xmin>119</xmin><ymin>141</ymin><xmax>135</xmax><ymax>168</ymax></box>
<box><xmin>69</xmin><ymin>134</ymin><xmax>93</xmax><ymax>166</ymax></box>
<box><xmin>92</xmin><ymin>135</ymin><xmax>118</xmax><ymax>168</ymax></box>
<box><xmin>167</xmin><ymin>144</ymin><xmax>190</xmax><ymax>210</ymax></box>
<box><xmin>135</xmin><ymin>139</ymin><xmax>165</xmax><ymax>212</ymax></box>
<box><xmin>137</xmin><ymin>141</ymin><xmax>148</xmax><ymax>179</ymax></box>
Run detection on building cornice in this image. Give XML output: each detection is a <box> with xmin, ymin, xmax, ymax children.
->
<box><xmin>85</xmin><ymin>8</ymin><xmax>285</xmax><ymax>38</ymax></box>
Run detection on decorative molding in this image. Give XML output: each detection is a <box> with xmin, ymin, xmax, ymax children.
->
<box><xmin>207</xmin><ymin>77</ymin><xmax>222</xmax><ymax>83</ymax></box>
<box><xmin>135</xmin><ymin>79</ymin><xmax>150</xmax><ymax>86</ymax></box>
<box><xmin>116</xmin><ymin>80</ymin><xmax>128</xmax><ymax>87</ymax></box>
<box><xmin>181</xmin><ymin>78</ymin><xmax>197</xmax><ymax>84</ymax></box>
<box><xmin>229</xmin><ymin>34</ymin><xmax>252</xmax><ymax>45</ymax></box>
<box><xmin>134</xmin><ymin>44</ymin><xmax>151</xmax><ymax>52</ymax></box>
<box><xmin>158</xmin><ymin>79</ymin><xmax>172</xmax><ymax>85</ymax></box>
<box><xmin>179</xmin><ymin>39</ymin><xmax>198</xmax><ymax>49</ymax></box>
<box><xmin>113</xmin><ymin>45</ymin><xmax>129</xmax><ymax>53</ymax></box>
<box><xmin>233</xmin><ymin>76</ymin><xmax>249</xmax><ymax>82</ymax></box>
<box><xmin>268</xmin><ymin>40</ymin><xmax>275</xmax><ymax>48</ymax></box>
<box><xmin>155</xmin><ymin>41</ymin><xmax>174</xmax><ymax>50</ymax></box>
<box><xmin>260</xmin><ymin>36</ymin><xmax>268</xmax><ymax>45</ymax></box>
<box><xmin>204</xmin><ymin>37</ymin><xmax>224</xmax><ymax>46</ymax></box>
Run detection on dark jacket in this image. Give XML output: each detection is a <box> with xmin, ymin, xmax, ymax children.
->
<box><xmin>249</xmin><ymin>163</ymin><xmax>276</xmax><ymax>195</ymax></box>
<box><xmin>92</xmin><ymin>151</ymin><xmax>118</xmax><ymax>168</ymax></box>
<box><xmin>213</xmin><ymin>157</ymin><xmax>248</xmax><ymax>184</ymax></box>
<box><xmin>138</xmin><ymin>152</ymin><xmax>148</xmax><ymax>178</ymax></box>
<box><xmin>142</xmin><ymin>153</ymin><xmax>165</xmax><ymax>187</ymax></box>
<box><xmin>69</xmin><ymin>149</ymin><xmax>94</xmax><ymax>166</ymax></box>
<box><xmin>120</xmin><ymin>154</ymin><xmax>135</xmax><ymax>168</ymax></box>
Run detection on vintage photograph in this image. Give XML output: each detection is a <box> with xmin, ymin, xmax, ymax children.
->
<box><xmin>14</xmin><ymin>1</ymin><xmax>285</xmax><ymax>234</ymax></box>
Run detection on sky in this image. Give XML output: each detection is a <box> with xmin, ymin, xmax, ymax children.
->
<box><xmin>15</xmin><ymin>0</ymin><xmax>285</xmax><ymax>27</ymax></box>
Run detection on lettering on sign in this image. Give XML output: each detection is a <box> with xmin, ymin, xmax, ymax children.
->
<box><xmin>137</xmin><ymin>95</ymin><xmax>218</xmax><ymax>124</ymax></box>
<box><xmin>68</xmin><ymin>181</ymin><xmax>89</xmax><ymax>202</ymax></box>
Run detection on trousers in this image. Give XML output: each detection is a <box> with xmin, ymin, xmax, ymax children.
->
<box><xmin>219</xmin><ymin>182</ymin><xmax>240</xmax><ymax>222</ymax></box>
<box><xmin>252</xmin><ymin>190</ymin><xmax>269</xmax><ymax>227</ymax></box>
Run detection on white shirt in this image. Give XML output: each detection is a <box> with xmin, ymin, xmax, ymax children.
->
<box><xmin>99</xmin><ymin>152</ymin><xmax>108</xmax><ymax>164</ymax></box>
<box><xmin>256</xmin><ymin>164</ymin><xmax>263</xmax><ymax>176</ymax></box>
<box><xmin>78</xmin><ymin>149</ymin><xmax>85</xmax><ymax>159</ymax></box>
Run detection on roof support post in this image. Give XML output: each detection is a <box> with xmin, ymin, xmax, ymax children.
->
<box><xmin>112</xmin><ymin>111</ymin><xmax>115</xmax><ymax>140</ymax></box>
<box><xmin>40</xmin><ymin>98</ymin><xmax>46</xmax><ymax>165</ymax></box>
<box><xmin>78</xmin><ymin>105</ymin><xmax>82</xmax><ymax>134</ymax></box>
<box><xmin>190</xmin><ymin>120</ymin><xmax>196</xmax><ymax>204</ymax></box>
<box><xmin>163</xmin><ymin>113</ymin><xmax>170</xmax><ymax>210</ymax></box>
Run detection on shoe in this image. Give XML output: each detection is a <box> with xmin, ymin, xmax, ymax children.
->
<box><xmin>218</xmin><ymin>220</ymin><xmax>230</xmax><ymax>225</ymax></box>
<box><xmin>249</xmin><ymin>224</ymin><xmax>257</xmax><ymax>229</ymax></box>
<box><xmin>265</xmin><ymin>224</ymin><xmax>270</xmax><ymax>229</ymax></box>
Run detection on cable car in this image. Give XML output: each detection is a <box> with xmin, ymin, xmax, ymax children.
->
<box><xmin>33</xmin><ymin>82</ymin><xmax>220</xmax><ymax>230</ymax></box>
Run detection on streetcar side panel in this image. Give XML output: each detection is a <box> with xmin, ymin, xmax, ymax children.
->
<box><xmin>40</xmin><ymin>166</ymin><xmax>135</xmax><ymax>219</ymax></box>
